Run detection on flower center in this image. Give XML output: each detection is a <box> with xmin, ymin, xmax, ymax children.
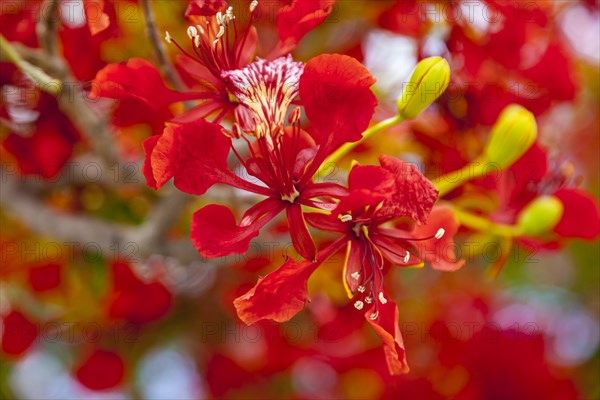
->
<box><xmin>281</xmin><ymin>187</ymin><xmax>300</xmax><ymax>203</ymax></box>
<box><xmin>221</xmin><ymin>55</ymin><xmax>304</xmax><ymax>137</ymax></box>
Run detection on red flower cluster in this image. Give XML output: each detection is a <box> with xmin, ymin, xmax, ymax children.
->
<box><xmin>107</xmin><ymin>1</ymin><xmax>461</xmax><ymax>371</ymax></box>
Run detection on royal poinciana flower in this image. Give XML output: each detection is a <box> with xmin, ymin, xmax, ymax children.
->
<box><xmin>234</xmin><ymin>156</ymin><xmax>464</xmax><ymax>374</ymax></box>
<box><xmin>143</xmin><ymin>53</ymin><xmax>378</xmax><ymax>261</ymax></box>
<box><xmin>497</xmin><ymin>142</ymin><xmax>600</xmax><ymax>243</ymax></box>
<box><xmin>92</xmin><ymin>0</ymin><xmax>335</xmax><ymax>132</ymax></box>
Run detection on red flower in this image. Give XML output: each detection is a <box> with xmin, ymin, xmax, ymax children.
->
<box><xmin>443</xmin><ymin>1</ymin><xmax>577</xmax><ymax>125</ymax></box>
<box><xmin>74</xmin><ymin>348</ymin><xmax>125</xmax><ymax>391</ymax></box>
<box><xmin>107</xmin><ymin>261</ymin><xmax>172</xmax><ymax>325</ymax></box>
<box><xmin>144</xmin><ymin>54</ymin><xmax>378</xmax><ymax>261</ymax></box>
<box><xmin>234</xmin><ymin>156</ymin><xmax>464</xmax><ymax>375</ymax></box>
<box><xmin>497</xmin><ymin>142</ymin><xmax>600</xmax><ymax>242</ymax></box>
<box><xmin>91</xmin><ymin>58</ymin><xmax>201</xmax><ymax>134</ymax></box>
<box><xmin>1</xmin><ymin>310</ymin><xmax>38</xmax><ymax>357</ymax></box>
<box><xmin>92</xmin><ymin>0</ymin><xmax>335</xmax><ymax>132</ymax></box>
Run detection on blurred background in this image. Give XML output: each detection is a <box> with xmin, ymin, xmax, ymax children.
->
<box><xmin>1</xmin><ymin>0</ymin><xmax>599</xmax><ymax>399</ymax></box>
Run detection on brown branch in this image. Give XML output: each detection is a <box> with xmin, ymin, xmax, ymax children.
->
<box><xmin>36</xmin><ymin>0</ymin><xmax>60</xmax><ymax>59</ymax></box>
<box><xmin>140</xmin><ymin>0</ymin><xmax>187</xmax><ymax>92</ymax></box>
<box><xmin>0</xmin><ymin>166</ymin><xmax>201</xmax><ymax>265</ymax></box>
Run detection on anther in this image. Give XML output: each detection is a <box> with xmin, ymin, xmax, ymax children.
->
<box><xmin>196</xmin><ymin>25</ymin><xmax>205</xmax><ymax>35</ymax></box>
<box><xmin>194</xmin><ymin>35</ymin><xmax>201</xmax><ymax>47</ymax></box>
<box><xmin>369</xmin><ymin>311</ymin><xmax>379</xmax><ymax>320</ymax></box>
<box><xmin>339</xmin><ymin>214</ymin><xmax>352</xmax><ymax>223</ymax></box>
<box><xmin>350</xmin><ymin>272</ymin><xmax>360</xmax><ymax>280</ymax></box>
<box><xmin>214</xmin><ymin>25</ymin><xmax>225</xmax><ymax>44</ymax></box>
<box><xmin>378</xmin><ymin>292</ymin><xmax>387</xmax><ymax>304</ymax></box>
<box><xmin>187</xmin><ymin>26</ymin><xmax>198</xmax><ymax>39</ymax></box>
<box><xmin>435</xmin><ymin>228</ymin><xmax>445</xmax><ymax>240</ymax></box>
<box><xmin>250</xmin><ymin>0</ymin><xmax>259</xmax><ymax>12</ymax></box>
<box><xmin>357</xmin><ymin>286</ymin><xmax>366</xmax><ymax>293</ymax></box>
<box><xmin>364</xmin><ymin>296</ymin><xmax>373</xmax><ymax>304</ymax></box>
<box><xmin>354</xmin><ymin>300</ymin><xmax>364</xmax><ymax>310</ymax></box>
<box><xmin>164</xmin><ymin>31</ymin><xmax>172</xmax><ymax>43</ymax></box>
<box><xmin>403</xmin><ymin>251</ymin><xmax>410</xmax><ymax>264</ymax></box>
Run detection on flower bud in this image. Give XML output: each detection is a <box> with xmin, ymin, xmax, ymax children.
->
<box><xmin>517</xmin><ymin>195</ymin><xmax>563</xmax><ymax>237</ymax></box>
<box><xmin>397</xmin><ymin>57</ymin><xmax>450</xmax><ymax>119</ymax></box>
<box><xmin>484</xmin><ymin>104</ymin><xmax>537</xmax><ymax>169</ymax></box>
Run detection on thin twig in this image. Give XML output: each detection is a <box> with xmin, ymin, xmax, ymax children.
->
<box><xmin>140</xmin><ymin>0</ymin><xmax>187</xmax><ymax>92</ymax></box>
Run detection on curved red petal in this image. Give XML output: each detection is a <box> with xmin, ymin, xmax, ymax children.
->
<box><xmin>411</xmin><ymin>205</ymin><xmax>465</xmax><ymax>271</ymax></box>
<box><xmin>191</xmin><ymin>203</ymin><xmax>285</xmax><ymax>258</ymax></box>
<box><xmin>377</xmin><ymin>155</ymin><xmax>439</xmax><ymax>224</ymax></box>
<box><xmin>91</xmin><ymin>58</ymin><xmax>199</xmax><ymax>133</ymax></box>
<box><xmin>149</xmin><ymin>120</ymin><xmax>229</xmax><ymax>194</ymax></box>
<box><xmin>305</xmin><ymin>212</ymin><xmax>348</xmax><ymax>233</ymax></box>
<box><xmin>276</xmin><ymin>0</ymin><xmax>335</xmax><ymax>50</ymax></box>
<box><xmin>365</xmin><ymin>297</ymin><xmax>410</xmax><ymax>375</ymax></box>
<box><xmin>287</xmin><ymin>203</ymin><xmax>317</xmax><ymax>261</ymax></box>
<box><xmin>553</xmin><ymin>188</ymin><xmax>600</xmax><ymax>240</ymax></box>
<box><xmin>234</xmin><ymin>237</ymin><xmax>347</xmax><ymax>325</ymax></box>
<box><xmin>299</xmin><ymin>54</ymin><xmax>377</xmax><ymax>153</ymax></box>
<box><xmin>349</xmin><ymin>164</ymin><xmax>394</xmax><ymax>193</ymax></box>
<box><xmin>185</xmin><ymin>0</ymin><xmax>226</xmax><ymax>16</ymax></box>
<box><xmin>142</xmin><ymin>135</ymin><xmax>160</xmax><ymax>189</ymax></box>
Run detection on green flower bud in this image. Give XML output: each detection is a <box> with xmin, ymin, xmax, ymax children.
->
<box><xmin>397</xmin><ymin>57</ymin><xmax>450</xmax><ymax>119</ymax></box>
<box><xmin>517</xmin><ymin>195</ymin><xmax>564</xmax><ymax>237</ymax></box>
<box><xmin>484</xmin><ymin>104</ymin><xmax>537</xmax><ymax>169</ymax></box>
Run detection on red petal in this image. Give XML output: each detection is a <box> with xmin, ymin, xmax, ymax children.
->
<box><xmin>234</xmin><ymin>238</ymin><xmax>346</xmax><ymax>325</ymax></box>
<box><xmin>553</xmin><ymin>189</ymin><xmax>600</xmax><ymax>240</ymax></box>
<box><xmin>75</xmin><ymin>349</ymin><xmax>124</xmax><ymax>391</ymax></box>
<box><xmin>185</xmin><ymin>0</ymin><xmax>226</xmax><ymax>16</ymax></box>
<box><xmin>305</xmin><ymin>212</ymin><xmax>348</xmax><ymax>233</ymax></box>
<box><xmin>3</xmin><ymin>121</ymin><xmax>77</xmax><ymax>180</ymax></box>
<box><xmin>371</xmin><ymin>235</ymin><xmax>421</xmax><ymax>267</ymax></box>
<box><xmin>142</xmin><ymin>135</ymin><xmax>160</xmax><ymax>189</ymax></box>
<box><xmin>149</xmin><ymin>120</ymin><xmax>271</xmax><ymax>196</ymax></box>
<box><xmin>349</xmin><ymin>164</ymin><xmax>395</xmax><ymax>193</ymax></box>
<box><xmin>108</xmin><ymin>261</ymin><xmax>172</xmax><ymax>324</ymax></box>
<box><xmin>191</xmin><ymin>203</ymin><xmax>285</xmax><ymax>258</ymax></box>
<box><xmin>287</xmin><ymin>203</ymin><xmax>317</xmax><ymax>261</ymax></box>
<box><xmin>299</xmin><ymin>54</ymin><xmax>377</xmax><ymax>154</ymax></box>
<box><xmin>28</xmin><ymin>263</ymin><xmax>61</xmax><ymax>292</ymax></box>
<box><xmin>301</xmin><ymin>182</ymin><xmax>349</xmax><ymax>199</ymax></box>
<box><xmin>335</xmin><ymin>189</ymin><xmax>388</xmax><ymax>216</ymax></box>
<box><xmin>377</xmin><ymin>155</ymin><xmax>439</xmax><ymax>224</ymax></box>
<box><xmin>411</xmin><ymin>205</ymin><xmax>465</xmax><ymax>271</ymax></box>
<box><xmin>276</xmin><ymin>0</ymin><xmax>335</xmax><ymax>51</ymax></box>
<box><xmin>1</xmin><ymin>311</ymin><xmax>38</xmax><ymax>356</ymax></box>
<box><xmin>365</xmin><ymin>296</ymin><xmax>409</xmax><ymax>375</ymax></box>
<box><xmin>150</xmin><ymin>120</ymin><xmax>228</xmax><ymax>193</ymax></box>
<box><xmin>91</xmin><ymin>58</ymin><xmax>200</xmax><ymax>134</ymax></box>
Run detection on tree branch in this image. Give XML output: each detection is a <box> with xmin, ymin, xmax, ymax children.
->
<box><xmin>140</xmin><ymin>0</ymin><xmax>187</xmax><ymax>92</ymax></box>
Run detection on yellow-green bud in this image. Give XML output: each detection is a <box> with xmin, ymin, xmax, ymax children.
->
<box><xmin>484</xmin><ymin>104</ymin><xmax>537</xmax><ymax>169</ymax></box>
<box><xmin>397</xmin><ymin>57</ymin><xmax>450</xmax><ymax>119</ymax></box>
<box><xmin>517</xmin><ymin>195</ymin><xmax>564</xmax><ymax>237</ymax></box>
